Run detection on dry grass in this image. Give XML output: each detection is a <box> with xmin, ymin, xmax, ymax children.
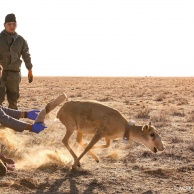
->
<box><xmin>0</xmin><ymin>76</ymin><xmax>194</xmax><ymax>194</ymax></box>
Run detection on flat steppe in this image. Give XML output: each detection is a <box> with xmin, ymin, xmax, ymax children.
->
<box><xmin>0</xmin><ymin>76</ymin><xmax>193</xmax><ymax>194</ymax></box>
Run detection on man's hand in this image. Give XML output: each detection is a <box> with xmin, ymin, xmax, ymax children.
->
<box><xmin>28</xmin><ymin>70</ymin><xmax>33</xmax><ymax>83</ymax></box>
<box><xmin>31</xmin><ymin>122</ymin><xmax>47</xmax><ymax>134</ymax></box>
<box><xmin>27</xmin><ymin>110</ymin><xmax>40</xmax><ymax>120</ymax></box>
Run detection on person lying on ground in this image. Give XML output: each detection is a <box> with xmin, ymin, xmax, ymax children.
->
<box><xmin>0</xmin><ymin>106</ymin><xmax>47</xmax><ymax>176</ymax></box>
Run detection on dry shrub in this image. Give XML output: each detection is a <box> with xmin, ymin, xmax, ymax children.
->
<box><xmin>136</xmin><ymin>91</ymin><xmax>145</xmax><ymax>97</ymax></box>
<box><xmin>124</xmin><ymin>100</ymin><xmax>130</xmax><ymax>105</ymax></box>
<box><xmin>155</xmin><ymin>93</ymin><xmax>165</xmax><ymax>101</ymax></box>
<box><xmin>98</xmin><ymin>96</ymin><xmax>112</xmax><ymax>102</ymax></box>
<box><xmin>188</xmin><ymin>141</ymin><xmax>194</xmax><ymax>152</ymax></box>
<box><xmin>69</xmin><ymin>94</ymin><xmax>76</xmax><ymax>98</ymax></box>
<box><xmin>176</xmin><ymin>97</ymin><xmax>188</xmax><ymax>105</ymax></box>
<box><xmin>77</xmin><ymin>92</ymin><xmax>82</xmax><ymax>97</ymax></box>
<box><xmin>69</xmin><ymin>92</ymin><xmax>82</xmax><ymax>98</ymax></box>
<box><xmin>171</xmin><ymin>136</ymin><xmax>183</xmax><ymax>143</ymax></box>
<box><xmin>163</xmin><ymin>147</ymin><xmax>183</xmax><ymax>160</ymax></box>
<box><xmin>168</xmin><ymin>96</ymin><xmax>188</xmax><ymax>105</ymax></box>
<box><xmin>135</xmin><ymin>105</ymin><xmax>151</xmax><ymax>119</ymax></box>
<box><xmin>143</xmin><ymin>168</ymin><xmax>172</xmax><ymax>179</ymax></box>
<box><xmin>169</xmin><ymin>106</ymin><xmax>185</xmax><ymax>117</ymax></box>
<box><xmin>150</xmin><ymin>109</ymin><xmax>171</xmax><ymax>127</ymax></box>
<box><xmin>185</xmin><ymin>110</ymin><xmax>194</xmax><ymax>122</ymax></box>
<box><xmin>141</xmin><ymin>151</ymin><xmax>153</xmax><ymax>158</ymax></box>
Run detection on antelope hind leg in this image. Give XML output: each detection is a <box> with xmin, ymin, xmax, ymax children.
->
<box><xmin>76</xmin><ymin>132</ymin><xmax>99</xmax><ymax>162</ymax></box>
<box><xmin>90</xmin><ymin>137</ymin><xmax>110</xmax><ymax>149</ymax></box>
<box><xmin>73</xmin><ymin>133</ymin><xmax>102</xmax><ymax>169</ymax></box>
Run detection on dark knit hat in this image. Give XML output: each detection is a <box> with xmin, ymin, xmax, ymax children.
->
<box><xmin>5</xmin><ymin>14</ymin><xmax>17</xmax><ymax>23</ymax></box>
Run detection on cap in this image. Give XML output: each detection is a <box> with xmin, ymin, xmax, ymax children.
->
<box><xmin>5</xmin><ymin>14</ymin><xmax>16</xmax><ymax>23</ymax></box>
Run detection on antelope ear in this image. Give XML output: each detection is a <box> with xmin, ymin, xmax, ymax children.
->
<box><xmin>142</xmin><ymin>124</ymin><xmax>149</xmax><ymax>132</ymax></box>
<box><xmin>148</xmin><ymin>121</ymin><xmax>151</xmax><ymax>128</ymax></box>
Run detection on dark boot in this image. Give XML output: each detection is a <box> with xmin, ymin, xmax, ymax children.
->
<box><xmin>8</xmin><ymin>101</ymin><xmax>18</xmax><ymax>110</ymax></box>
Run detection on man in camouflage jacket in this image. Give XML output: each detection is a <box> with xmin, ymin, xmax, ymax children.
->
<box><xmin>0</xmin><ymin>13</ymin><xmax>33</xmax><ymax>109</ymax></box>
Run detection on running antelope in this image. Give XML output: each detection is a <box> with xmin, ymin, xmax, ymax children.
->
<box><xmin>35</xmin><ymin>93</ymin><xmax>165</xmax><ymax>169</ymax></box>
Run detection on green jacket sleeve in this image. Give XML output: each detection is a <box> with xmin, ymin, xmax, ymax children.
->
<box><xmin>21</xmin><ymin>39</ymin><xmax>33</xmax><ymax>70</ymax></box>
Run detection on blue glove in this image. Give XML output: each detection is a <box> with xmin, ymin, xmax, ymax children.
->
<box><xmin>31</xmin><ymin>122</ymin><xmax>47</xmax><ymax>134</ymax></box>
<box><xmin>27</xmin><ymin>110</ymin><xmax>40</xmax><ymax>120</ymax></box>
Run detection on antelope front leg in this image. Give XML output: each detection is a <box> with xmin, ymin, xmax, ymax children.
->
<box><xmin>73</xmin><ymin>133</ymin><xmax>102</xmax><ymax>169</ymax></box>
<box><xmin>62</xmin><ymin>128</ymin><xmax>81</xmax><ymax>167</ymax></box>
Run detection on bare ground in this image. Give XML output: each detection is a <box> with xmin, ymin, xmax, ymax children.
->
<box><xmin>0</xmin><ymin>76</ymin><xmax>194</xmax><ymax>194</ymax></box>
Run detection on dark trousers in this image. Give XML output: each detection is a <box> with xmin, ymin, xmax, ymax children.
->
<box><xmin>0</xmin><ymin>71</ymin><xmax>21</xmax><ymax>110</ymax></box>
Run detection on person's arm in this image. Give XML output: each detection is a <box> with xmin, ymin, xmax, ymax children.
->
<box><xmin>21</xmin><ymin>39</ymin><xmax>33</xmax><ymax>71</ymax></box>
<box><xmin>21</xmin><ymin>38</ymin><xmax>33</xmax><ymax>83</ymax></box>
<box><xmin>0</xmin><ymin>108</ymin><xmax>46</xmax><ymax>133</ymax></box>
<box><xmin>0</xmin><ymin>106</ymin><xmax>22</xmax><ymax>119</ymax></box>
<box><xmin>0</xmin><ymin>106</ymin><xmax>40</xmax><ymax>120</ymax></box>
<box><xmin>0</xmin><ymin>107</ymin><xmax>30</xmax><ymax>132</ymax></box>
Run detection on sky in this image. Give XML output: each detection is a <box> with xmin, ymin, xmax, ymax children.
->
<box><xmin>1</xmin><ymin>0</ymin><xmax>194</xmax><ymax>77</ymax></box>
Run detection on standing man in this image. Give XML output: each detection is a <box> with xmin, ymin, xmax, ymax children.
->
<box><xmin>0</xmin><ymin>13</ymin><xmax>33</xmax><ymax>109</ymax></box>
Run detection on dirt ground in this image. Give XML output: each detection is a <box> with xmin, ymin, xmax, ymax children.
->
<box><xmin>0</xmin><ymin>76</ymin><xmax>194</xmax><ymax>194</ymax></box>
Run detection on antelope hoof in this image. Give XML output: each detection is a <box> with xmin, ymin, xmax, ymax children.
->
<box><xmin>72</xmin><ymin>162</ymin><xmax>81</xmax><ymax>169</ymax></box>
<box><xmin>72</xmin><ymin>165</ymin><xmax>78</xmax><ymax>170</ymax></box>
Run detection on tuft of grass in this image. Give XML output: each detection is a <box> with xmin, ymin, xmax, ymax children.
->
<box><xmin>135</xmin><ymin>105</ymin><xmax>151</xmax><ymax>119</ymax></box>
<box><xmin>169</xmin><ymin>106</ymin><xmax>185</xmax><ymax>117</ymax></box>
<box><xmin>176</xmin><ymin>97</ymin><xmax>188</xmax><ymax>105</ymax></box>
<box><xmin>150</xmin><ymin>109</ymin><xmax>171</xmax><ymax>127</ymax></box>
<box><xmin>141</xmin><ymin>151</ymin><xmax>153</xmax><ymax>158</ymax></box>
<box><xmin>188</xmin><ymin>141</ymin><xmax>194</xmax><ymax>152</ymax></box>
<box><xmin>77</xmin><ymin>92</ymin><xmax>82</xmax><ymax>97</ymax></box>
<box><xmin>98</xmin><ymin>96</ymin><xmax>112</xmax><ymax>102</ymax></box>
<box><xmin>185</xmin><ymin>111</ymin><xmax>194</xmax><ymax>122</ymax></box>
<box><xmin>155</xmin><ymin>93</ymin><xmax>165</xmax><ymax>101</ymax></box>
<box><xmin>171</xmin><ymin>136</ymin><xmax>183</xmax><ymax>143</ymax></box>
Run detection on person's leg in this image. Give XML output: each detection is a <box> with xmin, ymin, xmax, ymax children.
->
<box><xmin>6</xmin><ymin>72</ymin><xmax>21</xmax><ymax>110</ymax></box>
<box><xmin>0</xmin><ymin>155</ymin><xmax>15</xmax><ymax>171</ymax></box>
<box><xmin>5</xmin><ymin>163</ymin><xmax>15</xmax><ymax>171</ymax></box>
<box><xmin>0</xmin><ymin>75</ymin><xmax>6</xmax><ymax>106</ymax></box>
<box><xmin>0</xmin><ymin>154</ymin><xmax>15</xmax><ymax>164</ymax></box>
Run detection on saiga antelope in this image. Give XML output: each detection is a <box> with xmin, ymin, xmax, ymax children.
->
<box><xmin>35</xmin><ymin>93</ymin><xmax>165</xmax><ymax>169</ymax></box>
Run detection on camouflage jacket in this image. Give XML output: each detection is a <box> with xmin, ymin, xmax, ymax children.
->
<box><xmin>0</xmin><ymin>30</ymin><xmax>33</xmax><ymax>72</ymax></box>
